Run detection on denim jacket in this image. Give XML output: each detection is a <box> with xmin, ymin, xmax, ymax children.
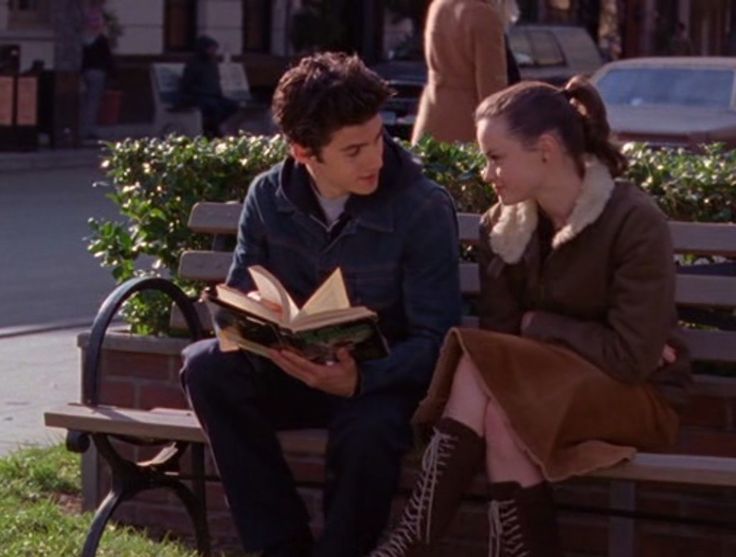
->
<box><xmin>226</xmin><ymin>136</ymin><xmax>462</xmax><ymax>398</ymax></box>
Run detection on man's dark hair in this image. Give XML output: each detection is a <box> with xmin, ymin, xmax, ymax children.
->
<box><xmin>272</xmin><ymin>52</ymin><xmax>393</xmax><ymax>155</ymax></box>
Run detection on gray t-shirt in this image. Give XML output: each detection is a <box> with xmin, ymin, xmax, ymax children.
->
<box><xmin>311</xmin><ymin>182</ymin><xmax>349</xmax><ymax>228</ymax></box>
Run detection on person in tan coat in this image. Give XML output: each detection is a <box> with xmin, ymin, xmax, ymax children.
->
<box><xmin>371</xmin><ymin>77</ymin><xmax>691</xmax><ymax>556</ymax></box>
<box><xmin>411</xmin><ymin>0</ymin><xmax>507</xmax><ymax>145</ymax></box>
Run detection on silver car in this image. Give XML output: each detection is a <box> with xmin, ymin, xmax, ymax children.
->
<box><xmin>591</xmin><ymin>57</ymin><xmax>736</xmax><ymax>149</ymax></box>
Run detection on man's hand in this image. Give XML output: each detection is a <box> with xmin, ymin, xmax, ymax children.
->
<box><xmin>268</xmin><ymin>347</ymin><xmax>359</xmax><ymax>397</ymax></box>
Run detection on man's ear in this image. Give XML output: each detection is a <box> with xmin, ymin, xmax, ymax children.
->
<box><xmin>291</xmin><ymin>143</ymin><xmax>316</xmax><ymax>165</ymax></box>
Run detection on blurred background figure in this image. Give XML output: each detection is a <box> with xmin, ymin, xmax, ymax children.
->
<box><xmin>79</xmin><ymin>7</ymin><xmax>115</xmax><ymax>140</ymax></box>
<box><xmin>180</xmin><ymin>35</ymin><xmax>238</xmax><ymax>137</ymax></box>
<box><xmin>411</xmin><ymin>0</ymin><xmax>507</xmax><ymax>145</ymax></box>
<box><xmin>500</xmin><ymin>0</ymin><xmax>521</xmax><ymax>85</ymax></box>
<box><xmin>669</xmin><ymin>22</ymin><xmax>694</xmax><ymax>56</ymax></box>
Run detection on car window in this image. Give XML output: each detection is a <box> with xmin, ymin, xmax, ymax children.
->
<box><xmin>509</xmin><ymin>30</ymin><xmax>565</xmax><ymax>67</ymax></box>
<box><xmin>508</xmin><ymin>30</ymin><xmax>533</xmax><ymax>66</ymax></box>
<box><xmin>528</xmin><ymin>31</ymin><xmax>565</xmax><ymax>67</ymax></box>
<box><xmin>596</xmin><ymin>68</ymin><xmax>735</xmax><ymax>109</ymax></box>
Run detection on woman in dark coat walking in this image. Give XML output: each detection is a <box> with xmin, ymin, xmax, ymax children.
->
<box><xmin>371</xmin><ymin>77</ymin><xmax>691</xmax><ymax>556</ymax></box>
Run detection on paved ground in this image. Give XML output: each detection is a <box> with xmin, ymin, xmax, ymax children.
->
<box><xmin>0</xmin><ymin>109</ymin><xmax>276</xmax><ymax>459</ymax></box>
<box><xmin>0</xmin><ymin>328</ymin><xmax>83</xmax><ymax>457</ymax></box>
<box><xmin>0</xmin><ymin>166</ymin><xmax>119</xmax><ymax>330</ymax></box>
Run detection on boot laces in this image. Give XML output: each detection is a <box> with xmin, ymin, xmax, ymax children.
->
<box><xmin>370</xmin><ymin>428</ymin><xmax>458</xmax><ymax>556</ymax></box>
<box><xmin>488</xmin><ymin>498</ymin><xmax>529</xmax><ymax>557</ymax></box>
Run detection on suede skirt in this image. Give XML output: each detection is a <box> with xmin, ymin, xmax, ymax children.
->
<box><xmin>413</xmin><ymin>328</ymin><xmax>679</xmax><ymax>482</ymax></box>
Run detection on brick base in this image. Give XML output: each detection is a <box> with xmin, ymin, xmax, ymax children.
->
<box><xmin>80</xmin><ymin>333</ymin><xmax>736</xmax><ymax>556</ymax></box>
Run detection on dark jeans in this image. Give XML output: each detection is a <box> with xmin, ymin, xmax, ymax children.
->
<box><xmin>180</xmin><ymin>338</ymin><xmax>416</xmax><ymax>556</ymax></box>
<box><xmin>195</xmin><ymin>95</ymin><xmax>238</xmax><ymax>134</ymax></box>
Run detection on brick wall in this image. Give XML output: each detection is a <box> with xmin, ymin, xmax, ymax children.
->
<box><xmin>81</xmin><ymin>333</ymin><xmax>736</xmax><ymax>556</ymax></box>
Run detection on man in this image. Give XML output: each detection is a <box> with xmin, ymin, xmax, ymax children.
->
<box><xmin>181</xmin><ymin>52</ymin><xmax>461</xmax><ymax>557</ymax></box>
<box><xmin>180</xmin><ymin>35</ymin><xmax>238</xmax><ymax>136</ymax></box>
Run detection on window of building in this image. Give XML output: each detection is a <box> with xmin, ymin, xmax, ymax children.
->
<box><xmin>164</xmin><ymin>0</ymin><xmax>197</xmax><ymax>52</ymax></box>
<box><xmin>8</xmin><ymin>0</ymin><xmax>51</xmax><ymax>29</ymax></box>
<box><xmin>243</xmin><ymin>0</ymin><xmax>271</xmax><ymax>52</ymax></box>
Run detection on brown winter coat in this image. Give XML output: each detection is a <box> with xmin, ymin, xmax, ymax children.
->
<box><xmin>411</xmin><ymin>0</ymin><xmax>507</xmax><ymax>145</ymax></box>
<box><xmin>414</xmin><ymin>159</ymin><xmax>691</xmax><ymax>480</ymax></box>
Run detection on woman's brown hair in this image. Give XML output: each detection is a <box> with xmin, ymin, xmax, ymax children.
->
<box><xmin>475</xmin><ymin>75</ymin><xmax>627</xmax><ymax>177</ymax></box>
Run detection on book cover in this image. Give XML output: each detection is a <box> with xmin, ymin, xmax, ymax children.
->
<box><xmin>204</xmin><ymin>266</ymin><xmax>389</xmax><ymax>363</ymax></box>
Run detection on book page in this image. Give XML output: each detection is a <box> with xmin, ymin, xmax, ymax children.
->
<box><xmin>248</xmin><ymin>265</ymin><xmax>299</xmax><ymax>322</ymax></box>
<box><xmin>215</xmin><ymin>284</ymin><xmax>281</xmax><ymax>323</ymax></box>
<box><xmin>299</xmin><ymin>268</ymin><xmax>350</xmax><ymax>317</ymax></box>
<box><xmin>292</xmin><ymin>305</ymin><xmax>375</xmax><ymax>331</ymax></box>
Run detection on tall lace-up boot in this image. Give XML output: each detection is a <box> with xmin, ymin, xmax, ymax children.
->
<box><xmin>370</xmin><ymin>417</ymin><xmax>485</xmax><ymax>557</ymax></box>
<box><xmin>487</xmin><ymin>481</ymin><xmax>563</xmax><ymax>557</ymax></box>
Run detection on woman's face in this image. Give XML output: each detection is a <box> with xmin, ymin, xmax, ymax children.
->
<box><xmin>476</xmin><ymin>116</ymin><xmax>546</xmax><ymax>206</ymax></box>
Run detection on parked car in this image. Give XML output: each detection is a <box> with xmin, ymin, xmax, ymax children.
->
<box><xmin>590</xmin><ymin>57</ymin><xmax>736</xmax><ymax>149</ymax></box>
<box><xmin>373</xmin><ymin>24</ymin><xmax>603</xmax><ymax>139</ymax></box>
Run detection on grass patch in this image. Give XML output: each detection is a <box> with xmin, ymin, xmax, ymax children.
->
<box><xmin>0</xmin><ymin>445</ymin><xmax>198</xmax><ymax>557</ymax></box>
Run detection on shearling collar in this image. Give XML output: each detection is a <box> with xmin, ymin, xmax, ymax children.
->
<box><xmin>489</xmin><ymin>158</ymin><xmax>616</xmax><ymax>264</ymax></box>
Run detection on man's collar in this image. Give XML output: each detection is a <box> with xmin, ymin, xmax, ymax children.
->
<box><xmin>275</xmin><ymin>138</ymin><xmax>404</xmax><ymax>233</ymax></box>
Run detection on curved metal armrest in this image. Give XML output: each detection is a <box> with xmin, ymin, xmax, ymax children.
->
<box><xmin>83</xmin><ymin>277</ymin><xmax>205</xmax><ymax>405</ymax></box>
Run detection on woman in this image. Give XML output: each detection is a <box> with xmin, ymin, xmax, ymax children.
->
<box><xmin>411</xmin><ymin>0</ymin><xmax>507</xmax><ymax>145</ymax></box>
<box><xmin>371</xmin><ymin>77</ymin><xmax>691</xmax><ymax>556</ymax></box>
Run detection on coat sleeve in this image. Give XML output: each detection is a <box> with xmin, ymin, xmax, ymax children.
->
<box><xmin>477</xmin><ymin>208</ymin><xmax>523</xmax><ymax>333</ymax></box>
<box><xmin>523</xmin><ymin>203</ymin><xmax>677</xmax><ymax>384</ymax></box>
<box><xmin>467</xmin><ymin>4</ymin><xmax>507</xmax><ymax>104</ymax></box>
<box><xmin>357</xmin><ymin>188</ymin><xmax>462</xmax><ymax>397</ymax></box>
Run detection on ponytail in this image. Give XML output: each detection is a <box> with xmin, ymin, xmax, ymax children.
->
<box><xmin>476</xmin><ymin>75</ymin><xmax>627</xmax><ymax>178</ymax></box>
<box><xmin>562</xmin><ymin>76</ymin><xmax>627</xmax><ymax>177</ymax></box>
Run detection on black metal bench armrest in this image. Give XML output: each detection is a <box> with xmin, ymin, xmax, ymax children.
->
<box><xmin>83</xmin><ymin>277</ymin><xmax>204</xmax><ymax>405</ymax></box>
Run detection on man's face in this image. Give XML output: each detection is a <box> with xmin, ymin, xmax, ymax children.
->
<box><xmin>295</xmin><ymin>114</ymin><xmax>385</xmax><ymax>199</ymax></box>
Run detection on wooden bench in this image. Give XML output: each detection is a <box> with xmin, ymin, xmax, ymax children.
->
<box><xmin>150</xmin><ymin>62</ymin><xmax>254</xmax><ymax>137</ymax></box>
<box><xmin>45</xmin><ymin>201</ymin><xmax>736</xmax><ymax>556</ymax></box>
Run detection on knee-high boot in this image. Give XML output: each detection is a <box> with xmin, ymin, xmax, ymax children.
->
<box><xmin>370</xmin><ymin>417</ymin><xmax>485</xmax><ymax>557</ymax></box>
<box><xmin>487</xmin><ymin>481</ymin><xmax>563</xmax><ymax>557</ymax></box>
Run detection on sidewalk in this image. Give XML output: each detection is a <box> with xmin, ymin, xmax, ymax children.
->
<box><xmin>0</xmin><ymin>110</ymin><xmax>275</xmax><ymax>174</ymax></box>
<box><xmin>0</xmin><ymin>327</ymin><xmax>84</xmax><ymax>457</ymax></box>
<box><xmin>0</xmin><ymin>122</ymin><xmax>154</xmax><ymax>174</ymax></box>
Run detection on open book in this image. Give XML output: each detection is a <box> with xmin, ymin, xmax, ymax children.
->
<box><xmin>204</xmin><ymin>265</ymin><xmax>389</xmax><ymax>363</ymax></box>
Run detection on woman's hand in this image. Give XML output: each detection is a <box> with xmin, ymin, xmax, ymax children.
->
<box><xmin>520</xmin><ymin>311</ymin><xmax>535</xmax><ymax>333</ymax></box>
<box><xmin>659</xmin><ymin>344</ymin><xmax>677</xmax><ymax>367</ymax></box>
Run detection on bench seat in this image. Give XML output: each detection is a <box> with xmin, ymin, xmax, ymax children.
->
<box><xmin>44</xmin><ymin>203</ymin><xmax>736</xmax><ymax>556</ymax></box>
<box><xmin>45</xmin><ymin>404</ymin><xmax>736</xmax><ymax>489</ymax></box>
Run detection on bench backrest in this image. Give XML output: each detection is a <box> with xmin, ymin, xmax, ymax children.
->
<box><xmin>175</xmin><ymin>202</ymin><xmax>736</xmax><ymax>366</ymax></box>
<box><xmin>150</xmin><ymin>62</ymin><xmax>252</xmax><ymax>107</ymax></box>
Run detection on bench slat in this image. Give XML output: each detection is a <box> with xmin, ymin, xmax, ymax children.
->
<box><xmin>459</xmin><ymin>317</ymin><xmax>736</xmax><ymax>363</ymax></box>
<box><xmin>188</xmin><ymin>202</ymin><xmax>243</xmax><ymax>235</ymax></box>
<box><xmin>588</xmin><ymin>453</ymin><xmax>736</xmax><ymax>487</ymax></box>
<box><xmin>669</xmin><ymin>221</ymin><xmax>736</xmax><ymax>257</ymax></box>
<box><xmin>458</xmin><ymin>214</ymin><xmax>736</xmax><ymax>256</ymax></box>
<box><xmin>460</xmin><ymin>263</ymin><xmax>736</xmax><ymax>308</ymax></box>
<box><xmin>44</xmin><ymin>404</ymin><xmax>327</xmax><ymax>454</ymax></box>
<box><xmin>45</xmin><ymin>404</ymin><xmax>736</xmax><ymax>487</ymax></box>
<box><xmin>178</xmin><ymin>251</ymin><xmax>233</xmax><ymax>282</ymax></box>
<box><xmin>186</xmin><ymin>207</ymin><xmax>736</xmax><ymax>257</ymax></box>
<box><xmin>45</xmin><ymin>404</ymin><xmax>206</xmax><ymax>443</ymax></box>
<box><xmin>682</xmin><ymin>329</ymin><xmax>736</xmax><ymax>363</ymax></box>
